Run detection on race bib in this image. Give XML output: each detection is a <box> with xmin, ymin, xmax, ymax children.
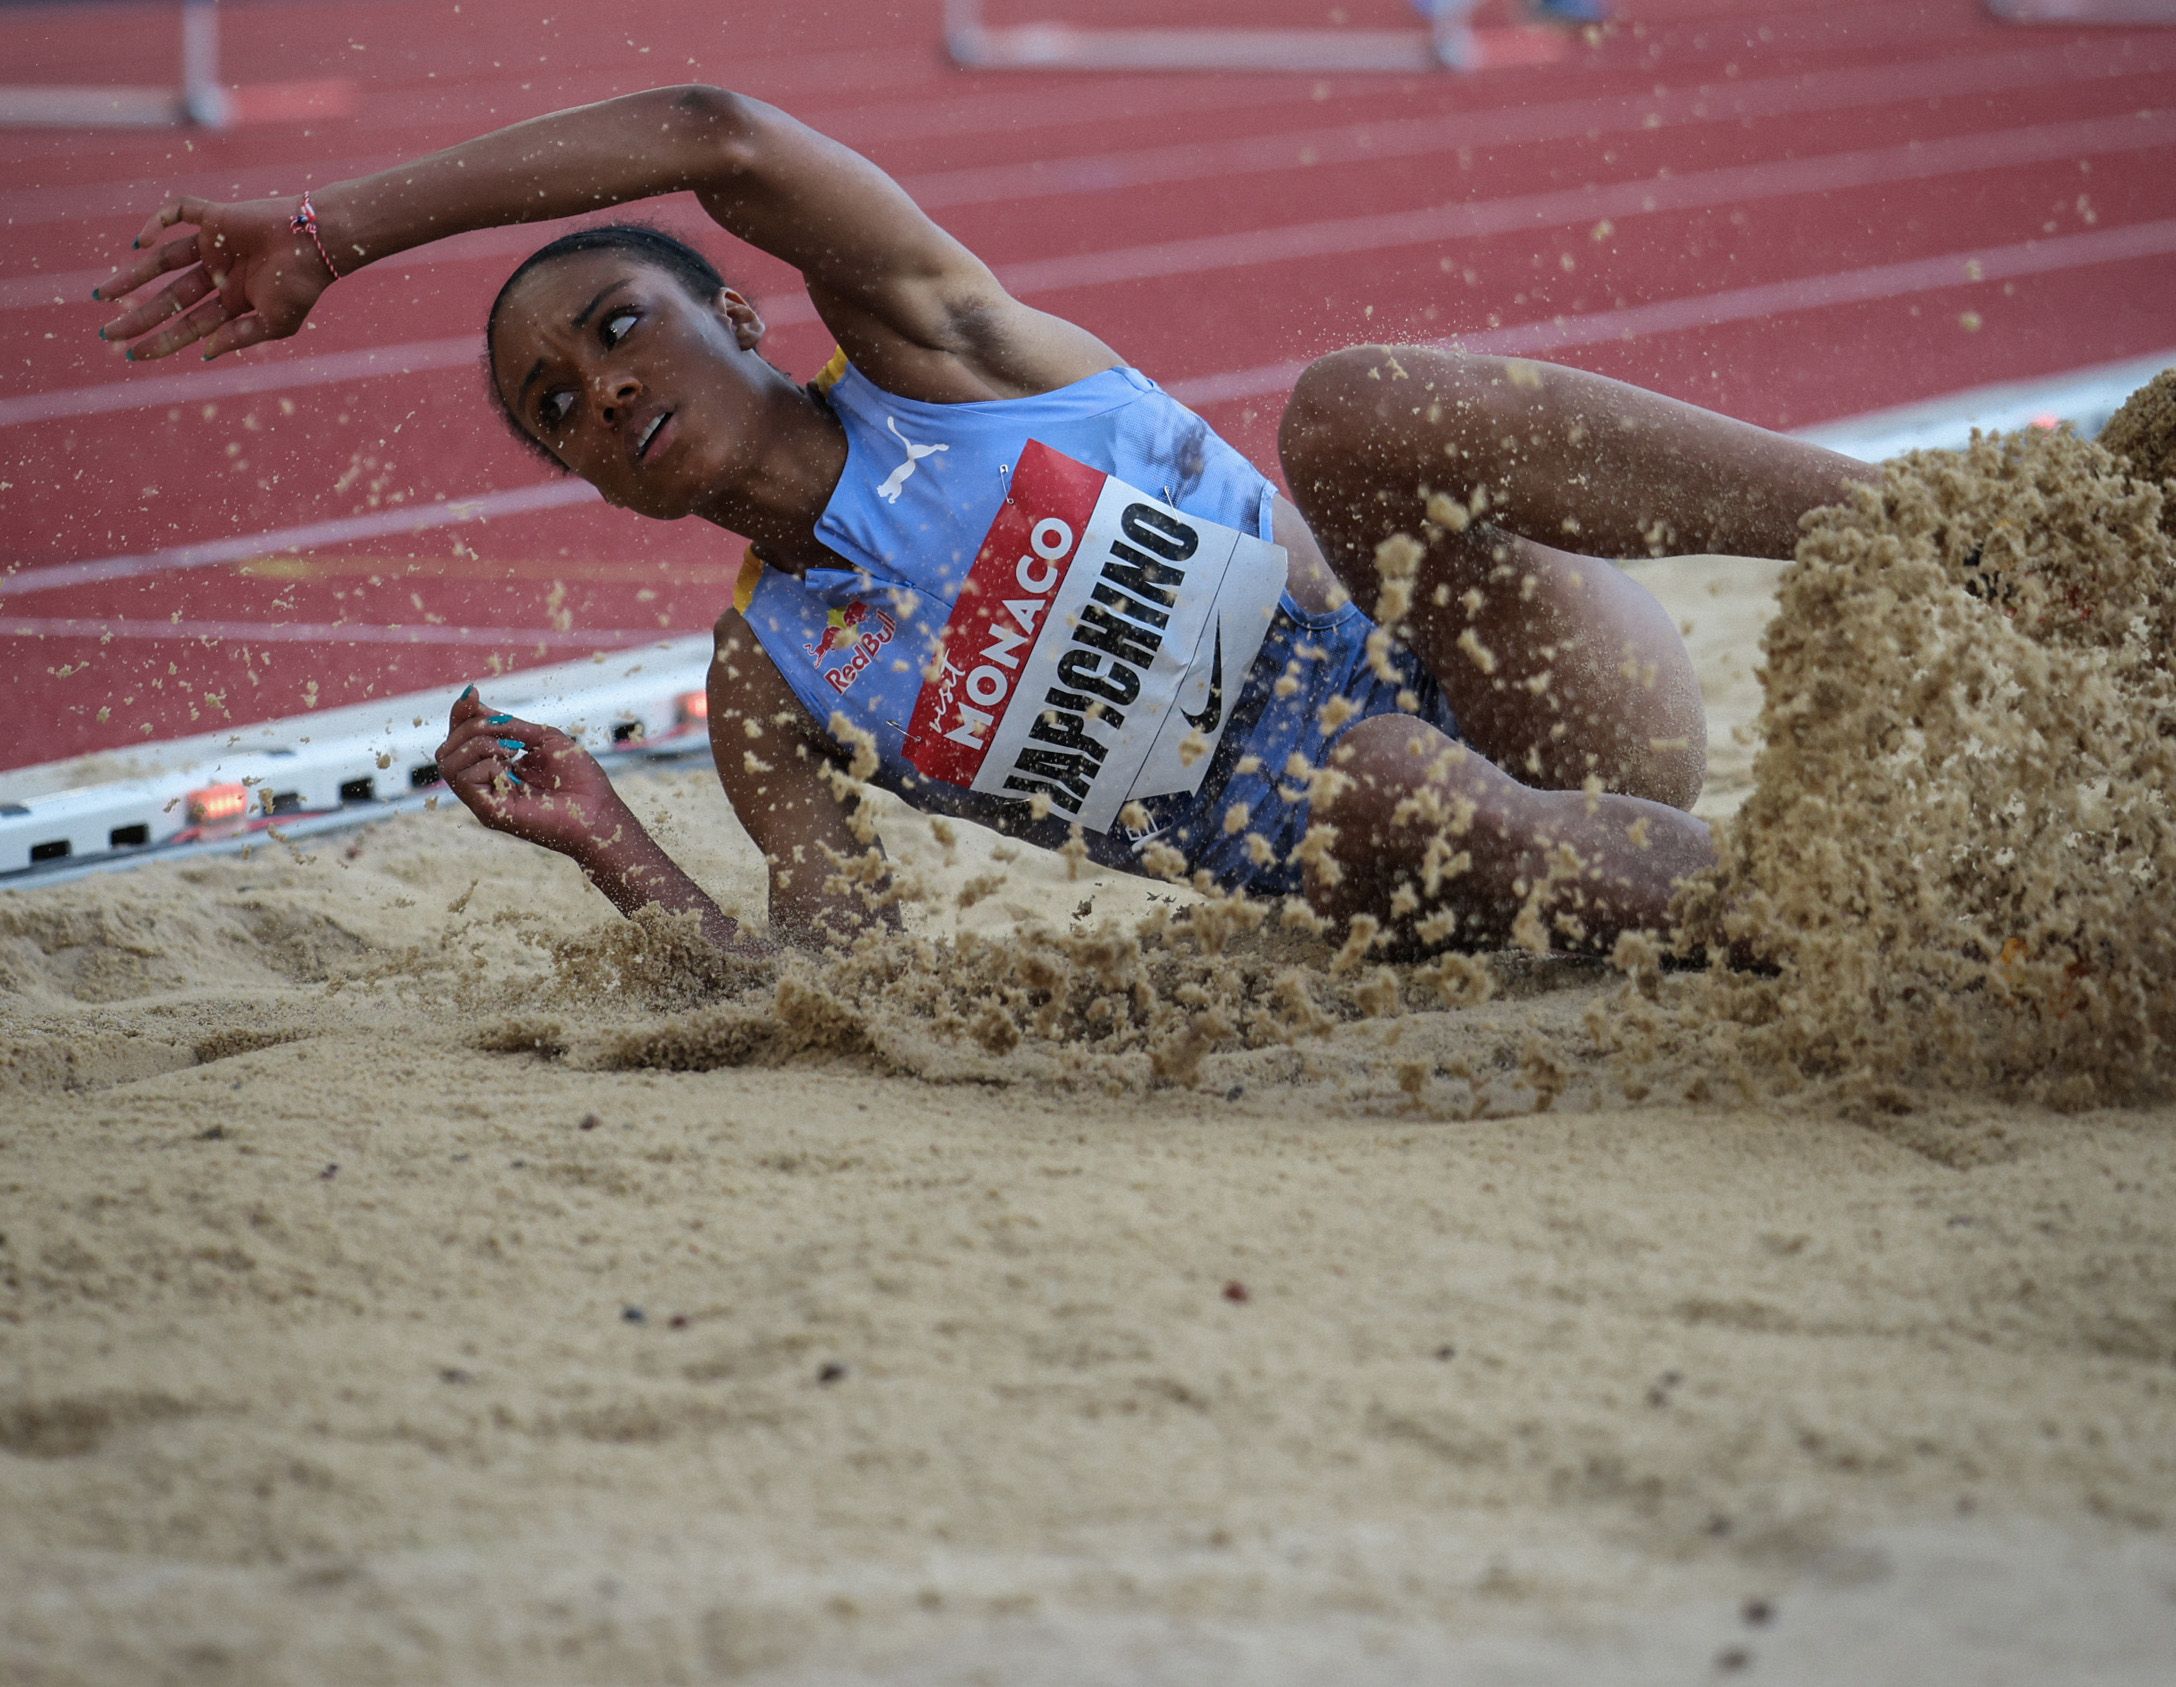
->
<box><xmin>902</xmin><ymin>441</ymin><xmax>1287</xmax><ymax>834</ymax></box>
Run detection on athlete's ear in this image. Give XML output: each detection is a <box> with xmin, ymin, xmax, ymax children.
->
<box><xmin>716</xmin><ymin>288</ymin><xmax>765</xmax><ymax>351</ymax></box>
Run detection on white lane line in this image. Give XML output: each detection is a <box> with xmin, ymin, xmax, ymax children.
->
<box><xmin>5</xmin><ymin>334</ymin><xmax>488</xmax><ymax>426</ymax></box>
<box><xmin>8</xmin><ymin>25</ymin><xmax>2151</xmax><ymax>279</ymax></box>
<box><xmin>0</xmin><ymin>70</ymin><xmax>1322</xmax><ymax>234</ymax></box>
<box><xmin>0</xmin><ymin>37</ymin><xmax>970</xmax><ymax>228</ymax></box>
<box><xmin>998</xmin><ymin>106</ymin><xmax>2175</xmax><ymax>294</ymax></box>
<box><xmin>0</xmin><ymin>614</ymin><xmax>653</xmax><ymax>648</ymax></box>
<box><xmin>0</xmin><ymin>0</ymin><xmax>1944</xmax><ymax>230</ymax></box>
<box><xmin>1171</xmin><ymin>216</ymin><xmax>2176</xmax><ymax>406</ymax></box>
<box><xmin>12</xmin><ymin>103</ymin><xmax>2169</xmax><ymax>431</ymax></box>
<box><xmin>910</xmin><ymin>35</ymin><xmax>2176</xmax><ymax>210</ymax></box>
<box><xmin>9</xmin><ymin>217</ymin><xmax>2171</xmax><ymax>603</ymax></box>
<box><xmin>0</xmin><ymin>480</ymin><xmax>598</xmax><ymax>598</ymax></box>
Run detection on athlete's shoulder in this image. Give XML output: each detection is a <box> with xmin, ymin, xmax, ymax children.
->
<box><xmin>818</xmin><ymin>293</ymin><xmax>1123</xmax><ymax>405</ymax></box>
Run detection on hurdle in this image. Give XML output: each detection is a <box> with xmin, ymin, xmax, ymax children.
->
<box><xmin>1984</xmin><ymin>1</ymin><xmax>2176</xmax><ymax>20</ymax></box>
<box><xmin>0</xmin><ymin>0</ymin><xmax>228</xmax><ymax>129</ymax></box>
<box><xmin>944</xmin><ymin>0</ymin><xmax>1492</xmax><ymax>73</ymax></box>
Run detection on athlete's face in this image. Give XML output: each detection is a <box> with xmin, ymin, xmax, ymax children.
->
<box><xmin>488</xmin><ymin>250</ymin><xmax>775</xmax><ymax>520</ymax></box>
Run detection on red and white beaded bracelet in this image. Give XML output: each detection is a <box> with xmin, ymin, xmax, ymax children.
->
<box><xmin>290</xmin><ymin>192</ymin><xmax>343</xmax><ymax>282</ymax></box>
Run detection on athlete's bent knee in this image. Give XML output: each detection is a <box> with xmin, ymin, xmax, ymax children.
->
<box><xmin>1280</xmin><ymin>346</ymin><xmax>1404</xmax><ymax>469</ymax></box>
<box><xmin>1636</xmin><ymin>733</ymin><xmax>1707</xmax><ymax>814</ymax></box>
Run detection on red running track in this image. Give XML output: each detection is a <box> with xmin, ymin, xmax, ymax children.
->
<box><xmin>1</xmin><ymin>0</ymin><xmax>2172</xmax><ymax>772</ymax></box>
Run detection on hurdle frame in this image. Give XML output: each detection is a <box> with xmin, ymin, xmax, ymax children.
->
<box><xmin>943</xmin><ymin>0</ymin><xmax>1485</xmax><ymax>73</ymax></box>
<box><xmin>1984</xmin><ymin>0</ymin><xmax>2176</xmax><ymax>21</ymax></box>
<box><xmin>0</xmin><ymin>0</ymin><xmax>229</xmax><ymax>129</ymax></box>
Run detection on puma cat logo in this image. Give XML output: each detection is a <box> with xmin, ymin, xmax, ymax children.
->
<box><xmin>876</xmin><ymin>415</ymin><xmax>948</xmax><ymax>503</ymax></box>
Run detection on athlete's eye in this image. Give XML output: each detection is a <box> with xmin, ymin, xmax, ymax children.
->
<box><xmin>601</xmin><ymin>309</ymin><xmax>637</xmax><ymax>347</ymax></box>
<box><xmin>538</xmin><ymin>389</ymin><xmax>575</xmax><ymax>431</ymax></box>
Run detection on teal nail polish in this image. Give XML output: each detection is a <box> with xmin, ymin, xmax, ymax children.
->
<box><xmin>503</xmin><ymin>770</ymin><xmax>525</xmax><ymax>786</ymax></box>
<box><xmin>123</xmin><ymin>348</ymin><xmax>136</xmax><ymax>362</ymax></box>
<box><xmin>486</xmin><ymin>713</ymin><xmax>513</xmax><ymax>724</ymax></box>
<box><xmin>91</xmin><ymin>288</ymin><xmax>102</xmax><ymax>302</ymax></box>
<box><xmin>96</xmin><ymin>327</ymin><xmax>107</xmax><ymax>340</ymax></box>
<box><xmin>497</xmin><ymin>737</ymin><xmax>524</xmax><ymax>751</ymax></box>
<box><xmin>459</xmin><ymin>684</ymin><xmax>477</xmax><ymax>700</ymax></box>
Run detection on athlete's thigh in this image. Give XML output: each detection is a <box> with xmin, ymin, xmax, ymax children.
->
<box><xmin>1279</xmin><ymin>342</ymin><xmax>1863</xmax><ymax>561</ymax></box>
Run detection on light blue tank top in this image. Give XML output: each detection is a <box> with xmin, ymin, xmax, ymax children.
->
<box><xmin>739</xmin><ymin>357</ymin><xmax>1280</xmax><ymax>856</ymax></box>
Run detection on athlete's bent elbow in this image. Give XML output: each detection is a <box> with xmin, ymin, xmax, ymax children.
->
<box><xmin>657</xmin><ymin>83</ymin><xmax>757</xmax><ymax>177</ymax></box>
<box><xmin>663</xmin><ymin>82</ymin><xmax>743</xmax><ymax>128</ymax></box>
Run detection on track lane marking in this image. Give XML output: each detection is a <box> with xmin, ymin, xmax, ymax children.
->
<box><xmin>994</xmin><ymin>105</ymin><xmax>2176</xmax><ymax>292</ymax></box>
<box><xmin>1171</xmin><ymin>216</ymin><xmax>2176</xmax><ymax>405</ymax></box>
<box><xmin>10</xmin><ymin>103</ymin><xmax>2170</xmax><ymax>429</ymax></box>
<box><xmin>3</xmin><ymin>481</ymin><xmax>599</xmax><ymax>597</ymax></box>
<box><xmin>8</xmin><ymin>29</ymin><xmax>2167</xmax><ymax>308</ymax></box>
<box><xmin>907</xmin><ymin>38</ymin><xmax>2176</xmax><ymax>210</ymax></box>
<box><xmin>0</xmin><ymin>0</ymin><xmax>1966</xmax><ymax>221</ymax></box>
<box><xmin>0</xmin><ymin>614</ymin><xmax>660</xmax><ymax>649</ymax></box>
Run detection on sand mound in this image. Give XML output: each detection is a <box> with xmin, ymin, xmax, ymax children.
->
<box><xmin>559</xmin><ymin>900</ymin><xmax>1497</xmax><ymax>1095</ymax></box>
<box><xmin>2098</xmin><ymin>366</ymin><xmax>2176</xmax><ymax>509</ymax></box>
<box><xmin>1646</xmin><ymin>423</ymin><xmax>2176</xmax><ymax>1108</ymax></box>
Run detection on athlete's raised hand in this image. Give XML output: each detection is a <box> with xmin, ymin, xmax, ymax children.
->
<box><xmin>93</xmin><ymin>195</ymin><xmax>336</xmax><ymax>363</ymax></box>
<box><xmin>435</xmin><ymin>688</ymin><xmax>635</xmax><ymax>861</ymax></box>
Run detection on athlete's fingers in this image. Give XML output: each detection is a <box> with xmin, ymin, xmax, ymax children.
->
<box><xmin>100</xmin><ymin>265</ymin><xmax>215</xmax><ymax>346</ymax></box>
<box><xmin>132</xmin><ymin>195</ymin><xmax>211</xmax><ymax>252</ymax></box>
<box><xmin>439</xmin><ymin>740</ymin><xmax>515</xmax><ymax>792</ymax></box>
<box><xmin>440</xmin><ymin>698</ymin><xmax>529</xmax><ymax>746</ymax></box>
<box><xmin>475</xmin><ymin>716</ymin><xmax>551</xmax><ymax>751</ymax></box>
<box><xmin>437</xmin><ymin>717</ymin><xmax>555</xmax><ymax>789</ymax></box>
<box><xmin>93</xmin><ymin>232</ymin><xmax>201</xmax><ymax>306</ymax></box>
<box><xmin>127</xmin><ymin>293</ymin><xmax>231</xmax><ymax>363</ymax></box>
<box><xmin>449</xmin><ymin>716</ymin><xmax>574</xmax><ymax>779</ymax></box>
<box><xmin>437</xmin><ymin>737</ymin><xmax>488</xmax><ymax>775</ymax></box>
<box><xmin>441</xmin><ymin>741</ymin><xmax>524</xmax><ymax>789</ymax></box>
<box><xmin>436</xmin><ymin>715</ymin><xmax>511</xmax><ymax>768</ymax></box>
<box><xmin>446</xmin><ymin>684</ymin><xmax>489</xmax><ymax>730</ymax></box>
<box><xmin>200</xmin><ymin>312</ymin><xmax>277</xmax><ymax>363</ymax></box>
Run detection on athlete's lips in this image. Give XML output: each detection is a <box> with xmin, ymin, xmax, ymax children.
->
<box><xmin>632</xmin><ymin>407</ymin><xmax>674</xmax><ymax>465</ymax></box>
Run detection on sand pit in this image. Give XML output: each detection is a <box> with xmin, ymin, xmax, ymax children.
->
<box><xmin>5</xmin><ymin>425</ymin><xmax>2175</xmax><ymax>1684</ymax></box>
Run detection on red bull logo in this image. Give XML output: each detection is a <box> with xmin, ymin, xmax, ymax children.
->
<box><xmin>804</xmin><ymin>598</ymin><xmax>897</xmax><ymax>696</ymax></box>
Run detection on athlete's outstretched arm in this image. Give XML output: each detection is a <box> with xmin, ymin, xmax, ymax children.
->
<box><xmin>435</xmin><ymin>687</ymin><xmax>768</xmax><ymax>957</ymax></box>
<box><xmin>94</xmin><ymin>83</ymin><xmax>1106</xmax><ymax>385</ymax></box>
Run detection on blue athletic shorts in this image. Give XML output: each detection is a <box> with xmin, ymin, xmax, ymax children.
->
<box><xmin>1157</xmin><ymin>595</ymin><xmax>1463</xmax><ymax>899</ymax></box>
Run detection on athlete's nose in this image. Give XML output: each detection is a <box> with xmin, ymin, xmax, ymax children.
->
<box><xmin>595</xmin><ymin>373</ymin><xmax>642</xmax><ymax>428</ymax></box>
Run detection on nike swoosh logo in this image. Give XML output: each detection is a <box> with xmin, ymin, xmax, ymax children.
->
<box><xmin>1180</xmin><ymin>623</ymin><xmax>1224</xmax><ymax>734</ymax></box>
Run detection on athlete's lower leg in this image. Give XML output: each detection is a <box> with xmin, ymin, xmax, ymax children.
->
<box><xmin>1392</xmin><ymin>520</ymin><xmax>1707</xmax><ymax>808</ymax></box>
<box><xmin>1308</xmin><ymin>716</ymin><xmax>1715</xmax><ymax>957</ymax></box>
<box><xmin>1282</xmin><ymin>345</ymin><xmax>1871</xmax><ymax>561</ymax></box>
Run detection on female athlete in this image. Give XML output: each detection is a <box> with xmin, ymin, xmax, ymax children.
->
<box><xmin>93</xmin><ymin>86</ymin><xmax>1865</xmax><ymax>957</ymax></box>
